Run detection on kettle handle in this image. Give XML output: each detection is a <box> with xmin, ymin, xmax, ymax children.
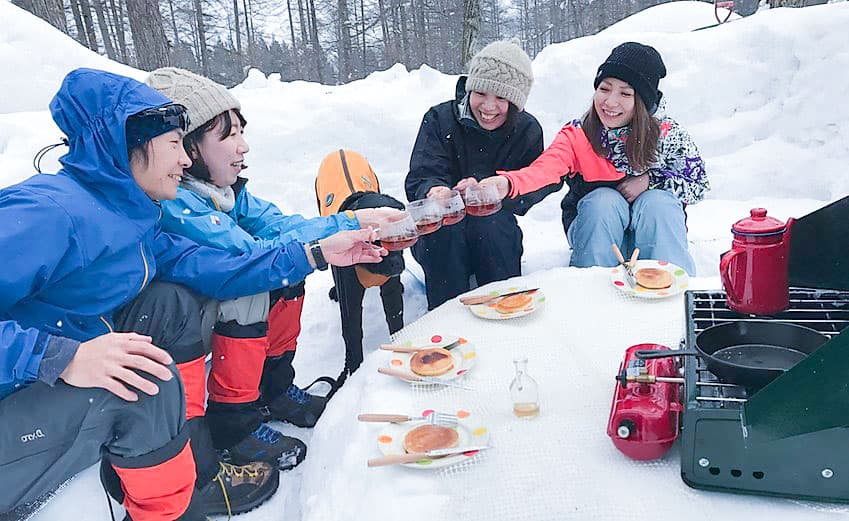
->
<box><xmin>720</xmin><ymin>249</ymin><xmax>744</xmax><ymax>306</ymax></box>
<box><xmin>783</xmin><ymin>217</ymin><xmax>795</xmax><ymax>247</ymax></box>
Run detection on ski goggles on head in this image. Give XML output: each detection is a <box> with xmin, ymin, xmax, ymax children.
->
<box><xmin>126</xmin><ymin>103</ymin><xmax>191</xmax><ymax>149</ymax></box>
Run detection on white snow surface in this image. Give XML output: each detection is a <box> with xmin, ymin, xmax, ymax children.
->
<box><xmin>0</xmin><ymin>0</ymin><xmax>847</xmax><ymax>519</ymax></box>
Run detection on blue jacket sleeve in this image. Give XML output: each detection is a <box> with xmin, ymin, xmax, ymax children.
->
<box><xmin>236</xmin><ymin>191</ymin><xmax>361</xmax><ymax>245</ymax></box>
<box><xmin>0</xmin><ymin>189</ymin><xmax>76</xmax><ymax>389</ymax></box>
<box><xmin>0</xmin><ymin>321</ymin><xmax>49</xmax><ymax>389</ymax></box>
<box><xmin>160</xmin><ymin>190</ymin><xmax>360</xmax><ymax>255</ymax></box>
<box><xmin>151</xmin><ymin>225</ymin><xmax>314</xmax><ymax>300</ymax></box>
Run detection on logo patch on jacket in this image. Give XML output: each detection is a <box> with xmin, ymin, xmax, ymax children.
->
<box><xmin>210</xmin><ymin>215</ymin><xmax>221</xmax><ymax>225</ymax></box>
<box><xmin>21</xmin><ymin>429</ymin><xmax>45</xmax><ymax>443</ymax></box>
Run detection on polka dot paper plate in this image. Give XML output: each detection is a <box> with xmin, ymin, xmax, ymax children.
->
<box><xmin>376</xmin><ymin>409</ymin><xmax>490</xmax><ymax>469</ymax></box>
<box><xmin>467</xmin><ymin>287</ymin><xmax>545</xmax><ymax>320</ymax></box>
<box><xmin>610</xmin><ymin>259</ymin><xmax>689</xmax><ymax>299</ymax></box>
<box><xmin>387</xmin><ymin>335</ymin><xmax>476</xmax><ymax>382</ymax></box>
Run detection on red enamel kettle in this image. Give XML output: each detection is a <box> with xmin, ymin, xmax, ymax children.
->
<box><xmin>719</xmin><ymin>208</ymin><xmax>795</xmax><ymax>315</ymax></box>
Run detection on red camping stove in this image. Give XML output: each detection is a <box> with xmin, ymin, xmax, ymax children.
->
<box><xmin>607</xmin><ymin>343</ymin><xmax>682</xmax><ymax>461</ymax></box>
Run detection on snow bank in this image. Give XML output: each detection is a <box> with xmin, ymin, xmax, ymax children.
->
<box><xmin>0</xmin><ymin>2</ymin><xmax>141</xmax><ymax>114</ymax></box>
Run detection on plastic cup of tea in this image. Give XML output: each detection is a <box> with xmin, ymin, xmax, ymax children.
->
<box><xmin>463</xmin><ymin>184</ymin><xmax>502</xmax><ymax>217</ymax></box>
<box><xmin>377</xmin><ymin>212</ymin><xmax>419</xmax><ymax>251</ymax></box>
<box><xmin>406</xmin><ymin>199</ymin><xmax>443</xmax><ymax>235</ymax></box>
<box><xmin>434</xmin><ymin>189</ymin><xmax>466</xmax><ymax>226</ymax></box>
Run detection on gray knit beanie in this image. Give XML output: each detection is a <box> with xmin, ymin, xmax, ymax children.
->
<box><xmin>146</xmin><ymin>67</ymin><xmax>240</xmax><ymax>134</ymax></box>
<box><xmin>465</xmin><ymin>38</ymin><xmax>534</xmax><ymax>111</ymax></box>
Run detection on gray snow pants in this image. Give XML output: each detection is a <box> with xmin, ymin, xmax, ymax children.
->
<box><xmin>0</xmin><ymin>366</ymin><xmax>187</xmax><ymax>513</ymax></box>
<box><xmin>0</xmin><ymin>281</ymin><xmax>199</xmax><ymax>514</ymax></box>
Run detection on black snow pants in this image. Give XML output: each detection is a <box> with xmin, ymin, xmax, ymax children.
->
<box><xmin>411</xmin><ymin>207</ymin><xmax>523</xmax><ymax>310</ymax></box>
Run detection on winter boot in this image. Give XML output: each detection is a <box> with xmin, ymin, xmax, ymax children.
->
<box><xmin>261</xmin><ymin>351</ymin><xmax>328</xmax><ymax>427</ymax></box>
<box><xmin>220</xmin><ymin>423</ymin><xmax>307</xmax><ymax>471</ymax></box>
<box><xmin>266</xmin><ymin>382</ymin><xmax>328</xmax><ymax>428</ymax></box>
<box><xmin>207</xmin><ymin>390</ymin><xmax>307</xmax><ymax>471</ymax></box>
<box><xmin>195</xmin><ymin>461</ymin><xmax>279</xmax><ymax>516</ymax></box>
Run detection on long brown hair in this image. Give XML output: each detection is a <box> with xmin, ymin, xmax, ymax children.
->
<box><xmin>581</xmin><ymin>93</ymin><xmax>660</xmax><ymax>173</ymax></box>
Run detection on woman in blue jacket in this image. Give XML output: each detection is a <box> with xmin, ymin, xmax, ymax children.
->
<box><xmin>148</xmin><ymin>68</ymin><xmax>396</xmax><ymax>470</ymax></box>
<box><xmin>0</xmin><ymin>68</ymin><xmax>384</xmax><ymax>519</ymax></box>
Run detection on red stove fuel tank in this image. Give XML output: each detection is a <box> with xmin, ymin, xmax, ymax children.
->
<box><xmin>607</xmin><ymin>343</ymin><xmax>682</xmax><ymax>460</ymax></box>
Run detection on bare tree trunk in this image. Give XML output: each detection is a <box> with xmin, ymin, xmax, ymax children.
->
<box><xmin>389</xmin><ymin>0</ymin><xmax>402</xmax><ymax>65</ymax></box>
<box><xmin>103</xmin><ymin>0</ymin><xmax>120</xmax><ymax>56</ymax></box>
<box><xmin>243</xmin><ymin>0</ymin><xmax>254</xmax><ymax>63</ymax></box>
<box><xmin>109</xmin><ymin>0</ymin><xmax>129</xmax><ymax>62</ymax></box>
<box><xmin>407</xmin><ymin>0</ymin><xmax>419</xmax><ymax>66</ymax></box>
<box><xmin>461</xmin><ymin>0</ymin><xmax>480</xmax><ymax>69</ymax></box>
<box><xmin>398</xmin><ymin>1</ymin><xmax>410</xmax><ymax>66</ymax></box>
<box><xmin>337</xmin><ymin>0</ymin><xmax>352</xmax><ymax>81</ymax></box>
<box><xmin>189</xmin><ymin>7</ymin><xmax>200</xmax><ymax>62</ymax></box>
<box><xmin>415</xmin><ymin>0</ymin><xmax>428</xmax><ymax>65</ymax></box>
<box><xmin>165</xmin><ymin>0</ymin><xmax>180</xmax><ymax>44</ymax></box>
<box><xmin>308</xmin><ymin>0</ymin><xmax>323</xmax><ymax>82</ymax></box>
<box><xmin>376</xmin><ymin>0</ymin><xmax>391</xmax><ymax>64</ymax></box>
<box><xmin>521</xmin><ymin>0</ymin><xmax>529</xmax><ymax>49</ymax></box>
<box><xmin>126</xmin><ymin>0</ymin><xmax>170</xmax><ymax>70</ymax></box>
<box><xmin>297</xmin><ymin>0</ymin><xmax>310</xmax><ymax>44</ymax></box>
<box><xmin>232</xmin><ymin>0</ymin><xmax>242</xmax><ymax>55</ymax></box>
<box><xmin>92</xmin><ymin>0</ymin><xmax>117</xmax><ymax>59</ymax></box>
<box><xmin>286</xmin><ymin>0</ymin><xmax>300</xmax><ymax>75</ymax></box>
<box><xmin>69</xmin><ymin>0</ymin><xmax>90</xmax><ymax>47</ymax></box>
<box><xmin>78</xmin><ymin>0</ymin><xmax>100</xmax><ymax>51</ymax></box>
<box><xmin>13</xmin><ymin>0</ymin><xmax>68</xmax><ymax>32</ymax></box>
<box><xmin>189</xmin><ymin>0</ymin><xmax>209</xmax><ymax>74</ymax></box>
<box><xmin>360</xmin><ymin>0</ymin><xmax>367</xmax><ymax>71</ymax></box>
<box><xmin>296</xmin><ymin>0</ymin><xmax>312</xmax><ymax>79</ymax></box>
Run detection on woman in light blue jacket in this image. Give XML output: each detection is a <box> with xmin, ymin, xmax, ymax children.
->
<box><xmin>149</xmin><ymin>67</ymin><xmax>393</xmax><ymax>471</ymax></box>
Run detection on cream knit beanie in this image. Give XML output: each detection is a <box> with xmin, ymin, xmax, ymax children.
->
<box><xmin>465</xmin><ymin>38</ymin><xmax>534</xmax><ymax>111</ymax></box>
<box><xmin>146</xmin><ymin>67</ymin><xmax>241</xmax><ymax>134</ymax></box>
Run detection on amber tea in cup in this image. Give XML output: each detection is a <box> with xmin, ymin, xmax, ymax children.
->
<box><xmin>407</xmin><ymin>199</ymin><xmax>443</xmax><ymax>235</ymax></box>
<box><xmin>377</xmin><ymin>213</ymin><xmax>419</xmax><ymax>251</ymax></box>
<box><xmin>435</xmin><ymin>189</ymin><xmax>466</xmax><ymax>226</ymax></box>
<box><xmin>463</xmin><ymin>184</ymin><xmax>502</xmax><ymax>217</ymax></box>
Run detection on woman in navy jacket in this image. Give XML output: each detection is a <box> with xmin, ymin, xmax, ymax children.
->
<box><xmin>405</xmin><ymin>40</ymin><xmax>557</xmax><ymax>309</ymax></box>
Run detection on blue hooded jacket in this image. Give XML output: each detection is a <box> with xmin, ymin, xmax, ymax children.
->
<box><xmin>0</xmin><ymin>69</ymin><xmax>314</xmax><ymax>399</ymax></box>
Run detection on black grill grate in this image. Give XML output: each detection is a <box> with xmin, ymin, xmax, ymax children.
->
<box><xmin>690</xmin><ymin>289</ymin><xmax>849</xmax><ymax>338</ymax></box>
<box><xmin>686</xmin><ymin>289</ymin><xmax>849</xmax><ymax>409</ymax></box>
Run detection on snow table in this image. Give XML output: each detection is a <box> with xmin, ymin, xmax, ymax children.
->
<box><xmin>299</xmin><ymin>267</ymin><xmax>849</xmax><ymax>521</ymax></box>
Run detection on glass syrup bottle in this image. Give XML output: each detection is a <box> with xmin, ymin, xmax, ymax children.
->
<box><xmin>510</xmin><ymin>356</ymin><xmax>539</xmax><ymax>418</ymax></box>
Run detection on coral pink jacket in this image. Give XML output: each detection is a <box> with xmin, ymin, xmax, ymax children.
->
<box><xmin>498</xmin><ymin>124</ymin><xmax>623</xmax><ymax>198</ymax></box>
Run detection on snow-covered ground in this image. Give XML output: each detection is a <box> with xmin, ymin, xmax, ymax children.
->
<box><xmin>1</xmin><ymin>0</ymin><xmax>848</xmax><ymax>519</ymax></box>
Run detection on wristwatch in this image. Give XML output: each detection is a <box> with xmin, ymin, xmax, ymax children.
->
<box><xmin>308</xmin><ymin>240</ymin><xmax>328</xmax><ymax>271</ymax></box>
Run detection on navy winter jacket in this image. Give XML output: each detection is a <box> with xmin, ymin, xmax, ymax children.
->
<box><xmin>404</xmin><ymin>76</ymin><xmax>559</xmax><ymax>214</ymax></box>
<box><xmin>0</xmin><ymin>69</ymin><xmax>313</xmax><ymax>399</ymax></box>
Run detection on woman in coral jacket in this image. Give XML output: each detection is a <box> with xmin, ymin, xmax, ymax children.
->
<box><xmin>148</xmin><ymin>68</ymin><xmax>397</xmax><ymax>472</ymax></box>
<box><xmin>483</xmin><ymin>42</ymin><xmax>709</xmax><ymax>274</ymax></box>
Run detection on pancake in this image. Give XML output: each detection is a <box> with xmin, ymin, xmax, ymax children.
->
<box><xmin>495</xmin><ymin>293</ymin><xmax>533</xmax><ymax>314</ymax></box>
<box><xmin>635</xmin><ymin>268</ymin><xmax>673</xmax><ymax>289</ymax></box>
<box><xmin>410</xmin><ymin>348</ymin><xmax>454</xmax><ymax>376</ymax></box>
<box><xmin>403</xmin><ymin>424</ymin><xmax>459</xmax><ymax>454</ymax></box>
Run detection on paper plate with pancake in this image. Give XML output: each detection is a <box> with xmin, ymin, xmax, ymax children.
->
<box><xmin>467</xmin><ymin>287</ymin><xmax>545</xmax><ymax>320</ymax></box>
<box><xmin>610</xmin><ymin>259</ymin><xmax>689</xmax><ymax>299</ymax></box>
<box><xmin>387</xmin><ymin>334</ymin><xmax>477</xmax><ymax>382</ymax></box>
<box><xmin>376</xmin><ymin>408</ymin><xmax>490</xmax><ymax>469</ymax></box>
